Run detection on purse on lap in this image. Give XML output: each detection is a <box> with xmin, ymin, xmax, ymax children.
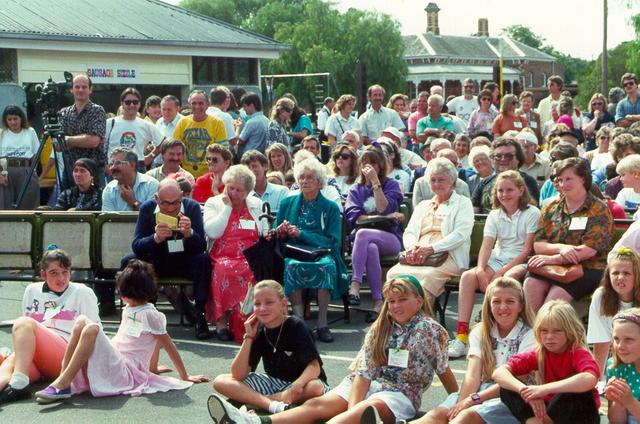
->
<box><xmin>398</xmin><ymin>251</ymin><xmax>448</xmax><ymax>267</ymax></box>
<box><xmin>284</xmin><ymin>243</ymin><xmax>331</xmax><ymax>262</ymax></box>
<box><xmin>354</xmin><ymin>215</ymin><xmax>397</xmax><ymax>232</ymax></box>
<box><xmin>528</xmin><ymin>263</ymin><xmax>584</xmax><ymax>284</ymax></box>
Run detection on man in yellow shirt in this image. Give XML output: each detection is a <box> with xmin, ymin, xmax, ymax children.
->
<box><xmin>173</xmin><ymin>90</ymin><xmax>226</xmax><ymax>178</ymax></box>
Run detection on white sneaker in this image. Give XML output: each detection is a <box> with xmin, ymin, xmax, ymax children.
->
<box><xmin>448</xmin><ymin>338</ymin><xmax>468</xmax><ymax>359</ymax></box>
<box><xmin>207</xmin><ymin>394</ymin><xmax>260</xmax><ymax>424</ymax></box>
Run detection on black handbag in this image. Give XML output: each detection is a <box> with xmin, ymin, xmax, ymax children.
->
<box><xmin>354</xmin><ymin>215</ymin><xmax>397</xmax><ymax>232</ymax></box>
<box><xmin>284</xmin><ymin>243</ymin><xmax>331</xmax><ymax>262</ymax></box>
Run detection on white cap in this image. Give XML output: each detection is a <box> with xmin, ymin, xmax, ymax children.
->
<box><xmin>516</xmin><ymin>130</ymin><xmax>538</xmax><ymax>146</ymax></box>
<box><xmin>381</xmin><ymin>126</ymin><xmax>403</xmax><ymax>142</ymax></box>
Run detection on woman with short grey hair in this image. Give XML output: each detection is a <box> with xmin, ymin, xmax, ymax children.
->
<box><xmin>466</xmin><ymin>145</ymin><xmax>494</xmax><ymax>194</ymax></box>
<box><xmin>387</xmin><ymin>157</ymin><xmax>474</xmax><ymax>307</ymax></box>
<box><xmin>293</xmin><ymin>156</ymin><xmax>326</xmax><ymax>189</ymax></box>
<box><xmin>203</xmin><ymin>164</ymin><xmax>268</xmax><ymax>341</ymax></box>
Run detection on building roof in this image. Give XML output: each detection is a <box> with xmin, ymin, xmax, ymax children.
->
<box><xmin>404</xmin><ymin>33</ymin><xmax>555</xmax><ymax>62</ymax></box>
<box><xmin>0</xmin><ymin>0</ymin><xmax>288</xmax><ymax>52</ymax></box>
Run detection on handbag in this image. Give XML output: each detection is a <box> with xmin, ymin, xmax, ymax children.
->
<box><xmin>528</xmin><ymin>263</ymin><xmax>584</xmax><ymax>284</ymax></box>
<box><xmin>284</xmin><ymin>243</ymin><xmax>331</xmax><ymax>262</ymax></box>
<box><xmin>354</xmin><ymin>215</ymin><xmax>397</xmax><ymax>232</ymax></box>
<box><xmin>398</xmin><ymin>251</ymin><xmax>448</xmax><ymax>267</ymax></box>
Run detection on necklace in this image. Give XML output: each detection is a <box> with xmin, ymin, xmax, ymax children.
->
<box><xmin>263</xmin><ymin>317</ymin><xmax>287</xmax><ymax>353</ymax></box>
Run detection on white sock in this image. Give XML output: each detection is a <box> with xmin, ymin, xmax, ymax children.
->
<box><xmin>9</xmin><ymin>372</ymin><xmax>29</xmax><ymax>390</ymax></box>
<box><xmin>268</xmin><ymin>400</ymin><xmax>288</xmax><ymax>413</ymax></box>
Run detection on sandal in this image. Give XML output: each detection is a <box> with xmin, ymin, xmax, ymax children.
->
<box><xmin>348</xmin><ymin>294</ymin><xmax>361</xmax><ymax>306</ymax></box>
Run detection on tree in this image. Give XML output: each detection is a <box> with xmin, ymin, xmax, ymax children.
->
<box><xmin>502</xmin><ymin>25</ymin><xmax>545</xmax><ymax>50</ymax></box>
<box><xmin>179</xmin><ymin>0</ymin><xmax>268</xmax><ymax>27</ymax></box>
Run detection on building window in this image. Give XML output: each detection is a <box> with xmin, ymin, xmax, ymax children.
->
<box><xmin>192</xmin><ymin>57</ymin><xmax>258</xmax><ymax>86</ymax></box>
<box><xmin>528</xmin><ymin>72</ymin><xmax>533</xmax><ymax>88</ymax></box>
<box><xmin>540</xmin><ymin>73</ymin><xmax>547</xmax><ymax>88</ymax></box>
<box><xmin>0</xmin><ymin>49</ymin><xmax>18</xmax><ymax>83</ymax></box>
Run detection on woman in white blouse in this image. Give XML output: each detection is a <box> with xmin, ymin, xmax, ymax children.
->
<box><xmin>0</xmin><ymin>105</ymin><xmax>40</xmax><ymax>209</ymax></box>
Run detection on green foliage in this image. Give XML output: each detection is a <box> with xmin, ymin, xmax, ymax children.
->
<box><xmin>179</xmin><ymin>0</ymin><xmax>407</xmax><ymax>111</ymax></box>
<box><xmin>627</xmin><ymin>14</ymin><xmax>640</xmax><ymax>75</ymax></box>
<box><xmin>502</xmin><ymin>25</ymin><xmax>588</xmax><ymax>84</ymax></box>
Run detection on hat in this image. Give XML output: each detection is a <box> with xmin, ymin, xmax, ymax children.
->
<box><xmin>73</xmin><ymin>158</ymin><xmax>98</xmax><ymax>177</ymax></box>
<box><xmin>381</xmin><ymin>127</ymin><xmax>403</xmax><ymax>142</ymax></box>
<box><xmin>516</xmin><ymin>130</ymin><xmax>538</xmax><ymax>146</ymax></box>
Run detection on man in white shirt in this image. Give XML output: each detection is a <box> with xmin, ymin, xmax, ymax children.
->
<box><xmin>537</xmin><ymin>75</ymin><xmax>564</xmax><ymax>124</ymax></box>
<box><xmin>380</xmin><ymin>126</ymin><xmax>425</xmax><ymax>170</ymax></box>
<box><xmin>154</xmin><ymin>95</ymin><xmax>182</xmax><ymax>167</ymax></box>
<box><xmin>317</xmin><ymin>97</ymin><xmax>334</xmax><ymax>141</ymax></box>
<box><xmin>446</xmin><ymin>78</ymin><xmax>478</xmax><ymax>125</ymax></box>
<box><xmin>206</xmin><ymin>86</ymin><xmax>236</xmax><ymax>146</ymax></box>
<box><xmin>358</xmin><ymin>84</ymin><xmax>404</xmax><ymax>143</ymax></box>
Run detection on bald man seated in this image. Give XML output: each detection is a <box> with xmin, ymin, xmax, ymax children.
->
<box><xmin>123</xmin><ymin>179</ymin><xmax>212</xmax><ymax>339</ymax></box>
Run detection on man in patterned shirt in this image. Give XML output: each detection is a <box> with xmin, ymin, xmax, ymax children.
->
<box><xmin>59</xmin><ymin>74</ymin><xmax>107</xmax><ymax>186</ymax></box>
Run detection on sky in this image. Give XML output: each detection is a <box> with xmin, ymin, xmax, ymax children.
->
<box><xmin>163</xmin><ymin>0</ymin><xmax>639</xmax><ymax>60</ymax></box>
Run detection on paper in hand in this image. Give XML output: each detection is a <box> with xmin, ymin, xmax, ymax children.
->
<box><xmin>156</xmin><ymin>212</ymin><xmax>178</xmax><ymax>230</ymax></box>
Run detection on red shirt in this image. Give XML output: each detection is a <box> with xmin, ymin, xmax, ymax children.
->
<box><xmin>492</xmin><ymin>114</ymin><xmax>528</xmax><ymax>136</ymax></box>
<box><xmin>192</xmin><ymin>172</ymin><xmax>224</xmax><ymax>204</ymax></box>
<box><xmin>507</xmin><ymin>346</ymin><xmax>600</xmax><ymax>407</ymax></box>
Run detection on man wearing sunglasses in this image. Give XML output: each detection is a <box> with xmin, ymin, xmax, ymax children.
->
<box><xmin>59</xmin><ymin>74</ymin><xmax>107</xmax><ymax>186</ymax></box>
<box><xmin>446</xmin><ymin>78</ymin><xmax>477</xmax><ymax>125</ymax></box>
<box><xmin>105</xmin><ymin>87</ymin><xmax>165</xmax><ymax>174</ymax></box>
<box><xmin>615</xmin><ymin>73</ymin><xmax>640</xmax><ymax>128</ymax></box>
<box><xmin>101</xmin><ymin>147</ymin><xmax>158</xmax><ymax>212</ymax></box>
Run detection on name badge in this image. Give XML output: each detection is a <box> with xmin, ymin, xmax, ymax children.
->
<box><xmin>388</xmin><ymin>348</ymin><xmax>410</xmax><ymax>368</ymax></box>
<box><xmin>167</xmin><ymin>239</ymin><xmax>185</xmax><ymax>253</ymax></box>
<box><xmin>126</xmin><ymin>318</ymin><xmax>143</xmax><ymax>337</ymax></box>
<box><xmin>44</xmin><ymin>305</ymin><xmax>62</xmax><ymax>321</ymax></box>
<box><xmin>513</xmin><ymin>121</ymin><xmax>523</xmax><ymax>129</ymax></box>
<box><xmin>239</xmin><ymin>219</ymin><xmax>256</xmax><ymax>230</ymax></box>
<box><xmin>530</xmin><ymin>121</ymin><xmax>538</xmax><ymax>129</ymax></box>
<box><xmin>569</xmin><ymin>217</ymin><xmax>588</xmax><ymax>231</ymax></box>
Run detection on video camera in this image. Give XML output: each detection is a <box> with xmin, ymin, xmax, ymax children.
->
<box><xmin>35</xmin><ymin>71</ymin><xmax>73</xmax><ymax>128</ymax></box>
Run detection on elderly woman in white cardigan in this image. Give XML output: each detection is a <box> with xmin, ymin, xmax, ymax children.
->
<box><xmin>203</xmin><ymin>164</ymin><xmax>268</xmax><ymax>341</ymax></box>
<box><xmin>387</xmin><ymin>157</ymin><xmax>474</xmax><ymax>306</ymax></box>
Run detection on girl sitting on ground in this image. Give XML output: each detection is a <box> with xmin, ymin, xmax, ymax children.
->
<box><xmin>34</xmin><ymin>259</ymin><xmax>208</xmax><ymax>403</ymax></box>
<box><xmin>212</xmin><ymin>280</ymin><xmax>328</xmax><ymax>413</ymax></box>
<box><xmin>207</xmin><ymin>276</ymin><xmax>458</xmax><ymax>424</ymax></box>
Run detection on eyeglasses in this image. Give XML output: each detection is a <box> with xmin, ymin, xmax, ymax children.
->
<box><xmin>335</xmin><ymin>153</ymin><xmax>352</xmax><ymax>160</ymax></box>
<box><xmin>463</xmin><ymin>85</ymin><xmax>474</xmax><ymax>89</ymax></box>
<box><xmin>624</xmin><ymin>81</ymin><xmax>636</xmax><ymax>88</ymax></box>
<box><xmin>108</xmin><ymin>159</ymin><xmax>129</xmax><ymax>166</ymax></box>
<box><xmin>123</xmin><ymin>99</ymin><xmax>140</xmax><ymax>106</ymax></box>
<box><xmin>157</xmin><ymin>198</ymin><xmax>182</xmax><ymax>207</ymax></box>
<box><xmin>280</xmin><ymin>106</ymin><xmax>292</xmax><ymax>113</ymax></box>
<box><xmin>206</xmin><ymin>157</ymin><xmax>219</xmax><ymax>163</ymax></box>
<box><xmin>591</xmin><ymin>102</ymin><xmax>604</xmax><ymax>107</ymax></box>
<box><xmin>481</xmin><ymin>97</ymin><xmax>492</xmax><ymax>102</ymax></box>
<box><xmin>492</xmin><ymin>153</ymin><xmax>515</xmax><ymax>161</ymax></box>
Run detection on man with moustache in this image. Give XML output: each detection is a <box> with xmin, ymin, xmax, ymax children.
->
<box><xmin>102</xmin><ymin>147</ymin><xmax>158</xmax><ymax>212</ymax></box>
<box><xmin>146</xmin><ymin>139</ymin><xmax>195</xmax><ymax>185</ymax></box>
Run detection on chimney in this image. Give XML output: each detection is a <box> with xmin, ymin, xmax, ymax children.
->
<box><xmin>477</xmin><ymin>18</ymin><xmax>489</xmax><ymax>37</ymax></box>
<box><xmin>425</xmin><ymin>3</ymin><xmax>440</xmax><ymax>35</ymax></box>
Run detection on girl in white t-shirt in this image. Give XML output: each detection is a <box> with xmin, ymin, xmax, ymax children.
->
<box><xmin>587</xmin><ymin>247</ymin><xmax>640</xmax><ymax>381</ymax></box>
<box><xmin>418</xmin><ymin>277</ymin><xmax>535</xmax><ymax>424</ymax></box>
<box><xmin>615</xmin><ymin>154</ymin><xmax>640</xmax><ymax>219</ymax></box>
<box><xmin>449</xmin><ymin>170</ymin><xmax>540</xmax><ymax>358</ymax></box>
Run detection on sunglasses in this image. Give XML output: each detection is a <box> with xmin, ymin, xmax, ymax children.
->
<box><xmin>123</xmin><ymin>99</ymin><xmax>140</xmax><ymax>106</ymax></box>
<box><xmin>464</xmin><ymin>85</ymin><xmax>474</xmax><ymax>89</ymax></box>
<box><xmin>335</xmin><ymin>153</ymin><xmax>352</xmax><ymax>160</ymax></box>
<box><xmin>108</xmin><ymin>159</ymin><xmax>129</xmax><ymax>166</ymax></box>
<box><xmin>206</xmin><ymin>156</ymin><xmax>219</xmax><ymax>163</ymax></box>
<box><xmin>481</xmin><ymin>97</ymin><xmax>492</xmax><ymax>101</ymax></box>
<box><xmin>624</xmin><ymin>81</ymin><xmax>636</xmax><ymax>88</ymax></box>
<box><xmin>591</xmin><ymin>102</ymin><xmax>604</xmax><ymax>107</ymax></box>
<box><xmin>280</xmin><ymin>106</ymin><xmax>292</xmax><ymax>113</ymax></box>
<box><xmin>492</xmin><ymin>153</ymin><xmax>515</xmax><ymax>161</ymax></box>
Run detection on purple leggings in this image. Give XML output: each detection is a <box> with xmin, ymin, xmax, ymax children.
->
<box><xmin>351</xmin><ymin>229</ymin><xmax>402</xmax><ymax>300</ymax></box>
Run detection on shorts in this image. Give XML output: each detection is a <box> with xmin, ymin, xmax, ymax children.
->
<box><xmin>526</xmin><ymin>268</ymin><xmax>604</xmax><ymax>300</ymax></box>
<box><xmin>243</xmin><ymin>373</ymin><xmax>330</xmax><ymax>396</ymax></box>
<box><xmin>487</xmin><ymin>256</ymin><xmax>507</xmax><ymax>273</ymax></box>
<box><xmin>439</xmin><ymin>383</ymin><xmax>518</xmax><ymax>424</ymax></box>
<box><xmin>329</xmin><ymin>376</ymin><xmax>415</xmax><ymax>421</ymax></box>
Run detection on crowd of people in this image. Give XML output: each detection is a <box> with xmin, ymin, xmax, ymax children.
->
<box><xmin>2</xmin><ymin>71</ymin><xmax>640</xmax><ymax>423</ymax></box>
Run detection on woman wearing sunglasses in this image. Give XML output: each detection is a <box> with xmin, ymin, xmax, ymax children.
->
<box><xmin>328</xmin><ymin>143</ymin><xmax>358</xmax><ymax>199</ymax></box>
<box><xmin>192</xmin><ymin>144</ymin><xmax>233</xmax><ymax>203</ymax></box>
<box><xmin>467</xmin><ymin>89</ymin><xmax>498</xmax><ymax>139</ymax></box>
<box><xmin>583</xmin><ymin>93</ymin><xmax>615</xmax><ymax>152</ymax></box>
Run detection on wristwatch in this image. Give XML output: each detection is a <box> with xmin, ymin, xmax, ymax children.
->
<box><xmin>470</xmin><ymin>392</ymin><xmax>482</xmax><ymax>404</ymax></box>
<box><xmin>132</xmin><ymin>201</ymin><xmax>140</xmax><ymax>210</ymax></box>
<box><xmin>372</xmin><ymin>183</ymin><xmax>382</xmax><ymax>191</ymax></box>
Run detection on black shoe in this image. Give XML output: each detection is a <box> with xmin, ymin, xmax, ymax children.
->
<box><xmin>195</xmin><ymin>316</ymin><xmax>212</xmax><ymax>340</ymax></box>
<box><xmin>0</xmin><ymin>384</ymin><xmax>30</xmax><ymax>404</ymax></box>
<box><xmin>181</xmin><ymin>295</ymin><xmax>197</xmax><ymax>325</ymax></box>
<box><xmin>365</xmin><ymin>311</ymin><xmax>379</xmax><ymax>324</ymax></box>
<box><xmin>348</xmin><ymin>294</ymin><xmax>361</xmax><ymax>306</ymax></box>
<box><xmin>216</xmin><ymin>328</ymin><xmax>233</xmax><ymax>342</ymax></box>
<box><xmin>317</xmin><ymin>326</ymin><xmax>334</xmax><ymax>343</ymax></box>
<box><xmin>98</xmin><ymin>302</ymin><xmax>117</xmax><ymax>317</ymax></box>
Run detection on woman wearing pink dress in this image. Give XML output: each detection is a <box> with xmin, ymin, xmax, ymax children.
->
<box><xmin>34</xmin><ymin>260</ymin><xmax>208</xmax><ymax>403</ymax></box>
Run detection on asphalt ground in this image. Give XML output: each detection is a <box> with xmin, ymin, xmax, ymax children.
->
<box><xmin>0</xmin><ymin>279</ymin><xmax>610</xmax><ymax>423</ymax></box>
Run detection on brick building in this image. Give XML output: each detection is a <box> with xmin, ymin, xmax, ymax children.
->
<box><xmin>403</xmin><ymin>3</ymin><xmax>563</xmax><ymax>102</ymax></box>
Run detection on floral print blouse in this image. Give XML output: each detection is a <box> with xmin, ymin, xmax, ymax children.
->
<box><xmin>354</xmin><ymin>313</ymin><xmax>448</xmax><ymax>410</ymax></box>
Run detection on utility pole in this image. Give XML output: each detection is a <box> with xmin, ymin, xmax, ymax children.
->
<box><xmin>602</xmin><ymin>0</ymin><xmax>608</xmax><ymax>95</ymax></box>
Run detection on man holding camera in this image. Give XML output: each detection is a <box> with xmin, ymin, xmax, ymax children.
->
<box><xmin>59</xmin><ymin>74</ymin><xmax>107</xmax><ymax>185</ymax></box>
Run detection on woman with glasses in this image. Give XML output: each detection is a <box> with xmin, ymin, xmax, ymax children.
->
<box><xmin>328</xmin><ymin>144</ymin><xmax>358</xmax><ymax>199</ymax></box>
<box><xmin>583</xmin><ymin>93</ymin><xmax>615</xmax><ymax>151</ymax></box>
<box><xmin>192</xmin><ymin>144</ymin><xmax>233</xmax><ymax>203</ymax></box>
<box><xmin>585</xmin><ymin>127</ymin><xmax>614</xmax><ymax>171</ymax></box>
<box><xmin>492</xmin><ymin>94</ymin><xmax>528</xmax><ymax>137</ymax></box>
<box><xmin>467</xmin><ymin>89</ymin><xmax>498</xmax><ymax>138</ymax></box>
<box><xmin>267</xmin><ymin>98</ymin><xmax>295</xmax><ymax>148</ymax></box>
<box><xmin>326</xmin><ymin>94</ymin><xmax>360</xmax><ymax>145</ymax></box>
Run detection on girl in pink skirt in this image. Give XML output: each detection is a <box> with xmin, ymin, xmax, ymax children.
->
<box><xmin>34</xmin><ymin>259</ymin><xmax>208</xmax><ymax>403</ymax></box>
